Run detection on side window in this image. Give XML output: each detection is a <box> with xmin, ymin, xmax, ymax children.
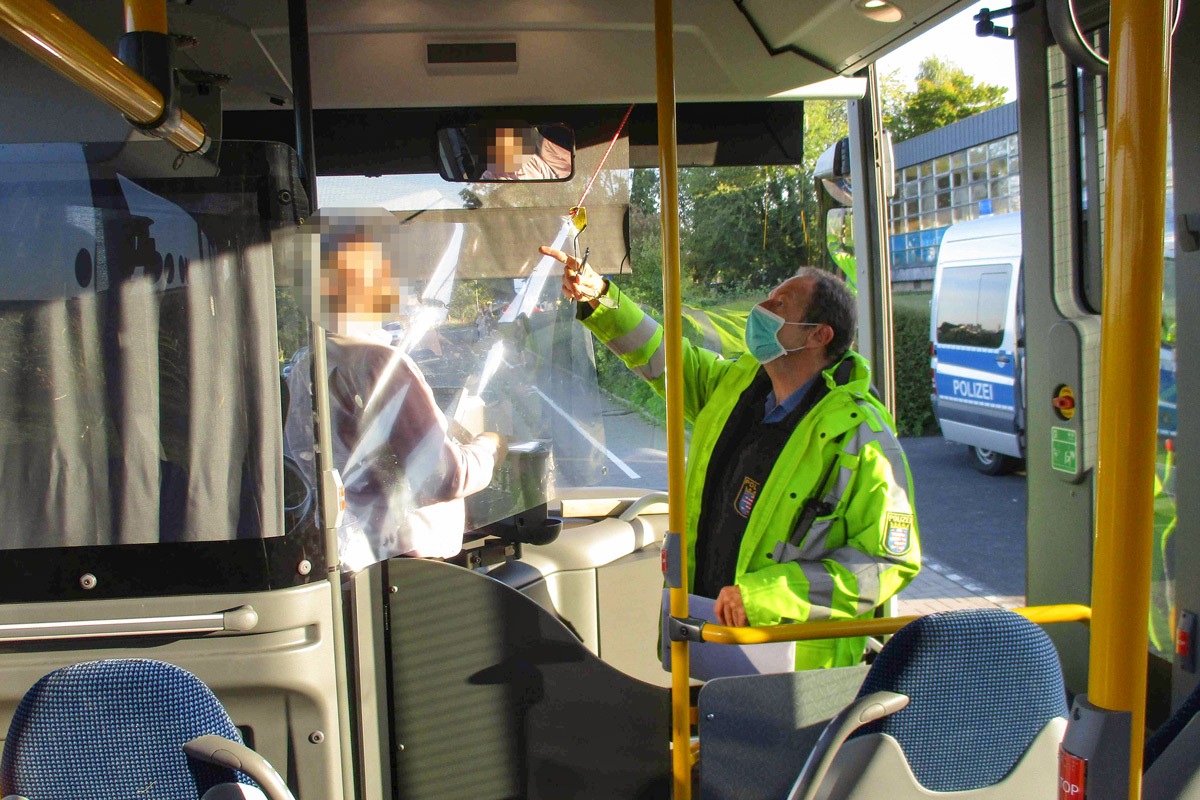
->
<box><xmin>936</xmin><ymin>264</ymin><xmax>1013</xmax><ymax>348</ymax></box>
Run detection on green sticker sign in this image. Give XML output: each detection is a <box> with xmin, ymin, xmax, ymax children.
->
<box><xmin>1051</xmin><ymin>426</ymin><xmax>1078</xmax><ymax>473</ymax></box>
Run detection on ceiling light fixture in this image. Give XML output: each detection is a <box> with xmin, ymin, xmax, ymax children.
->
<box><xmin>852</xmin><ymin>0</ymin><xmax>904</xmax><ymax>23</ymax></box>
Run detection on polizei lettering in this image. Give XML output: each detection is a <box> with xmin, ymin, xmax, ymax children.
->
<box><xmin>952</xmin><ymin>379</ymin><xmax>994</xmax><ymax>402</ymax></box>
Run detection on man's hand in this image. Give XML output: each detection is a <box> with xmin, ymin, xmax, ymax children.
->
<box><xmin>476</xmin><ymin>432</ymin><xmax>509</xmax><ymax>464</ymax></box>
<box><xmin>539</xmin><ymin>245</ymin><xmax>607</xmax><ymax>306</ymax></box>
<box><xmin>714</xmin><ymin>585</ymin><xmax>748</xmax><ymax>627</ymax></box>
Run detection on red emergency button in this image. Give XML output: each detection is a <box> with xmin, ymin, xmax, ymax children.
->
<box><xmin>1178</xmin><ymin>627</ymin><xmax>1191</xmax><ymax>659</ymax></box>
<box><xmin>1059</xmin><ymin>746</ymin><xmax>1087</xmax><ymax>799</ymax></box>
<box><xmin>1053</xmin><ymin>386</ymin><xmax>1077</xmax><ymax>420</ymax></box>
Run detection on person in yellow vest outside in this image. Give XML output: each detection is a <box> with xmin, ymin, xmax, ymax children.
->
<box><xmin>539</xmin><ymin>245</ymin><xmax>920</xmax><ymax>669</ymax></box>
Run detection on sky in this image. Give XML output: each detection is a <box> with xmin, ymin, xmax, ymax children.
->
<box><xmin>878</xmin><ymin>1</ymin><xmax>1019</xmax><ymax>100</ymax></box>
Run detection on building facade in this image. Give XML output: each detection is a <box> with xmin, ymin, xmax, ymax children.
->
<box><xmin>890</xmin><ymin>101</ymin><xmax>1020</xmax><ymax>290</ymax></box>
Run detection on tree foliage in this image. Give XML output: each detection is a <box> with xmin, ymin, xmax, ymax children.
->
<box><xmin>678</xmin><ymin>165</ymin><xmax>811</xmax><ymax>295</ymax></box>
<box><xmin>886</xmin><ymin>56</ymin><xmax>1008</xmax><ymax>142</ymax></box>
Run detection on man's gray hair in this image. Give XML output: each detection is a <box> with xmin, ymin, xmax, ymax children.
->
<box><xmin>796</xmin><ymin>266</ymin><xmax>856</xmax><ymax>361</ymax></box>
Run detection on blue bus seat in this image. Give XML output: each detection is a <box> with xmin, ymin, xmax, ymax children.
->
<box><xmin>0</xmin><ymin>659</ymin><xmax>294</xmax><ymax>800</ymax></box>
<box><xmin>788</xmin><ymin>608</ymin><xmax>1069</xmax><ymax>799</ymax></box>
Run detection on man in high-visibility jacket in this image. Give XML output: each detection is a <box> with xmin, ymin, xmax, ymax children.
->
<box><xmin>539</xmin><ymin>245</ymin><xmax>920</xmax><ymax>669</ymax></box>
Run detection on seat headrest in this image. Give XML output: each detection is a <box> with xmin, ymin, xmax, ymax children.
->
<box><xmin>852</xmin><ymin>608</ymin><xmax>1068</xmax><ymax>792</ymax></box>
<box><xmin>1</xmin><ymin>659</ymin><xmax>256</xmax><ymax>799</ymax></box>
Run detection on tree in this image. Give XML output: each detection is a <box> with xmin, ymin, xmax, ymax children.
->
<box><xmin>625</xmin><ymin>168</ymin><xmax>665</xmax><ymax>305</ymax></box>
<box><xmin>621</xmin><ymin>100</ymin><xmax>851</xmax><ymax>301</ymax></box>
<box><xmin>887</xmin><ymin>56</ymin><xmax>1007</xmax><ymax>142</ymax></box>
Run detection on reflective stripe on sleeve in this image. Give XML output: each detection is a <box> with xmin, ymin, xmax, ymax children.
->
<box><xmin>800</xmin><ymin>562</ymin><xmax>836</xmax><ymax>620</ymax></box>
<box><xmin>827</xmin><ymin>545</ymin><xmax>887</xmax><ymax>615</ymax></box>
<box><xmin>606</xmin><ymin>313</ymin><xmax>660</xmax><ymax>358</ymax></box>
<box><xmin>631</xmin><ymin>346</ymin><xmax>667</xmax><ymax>382</ymax></box>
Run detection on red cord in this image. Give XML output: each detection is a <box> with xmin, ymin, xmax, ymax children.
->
<box><xmin>572</xmin><ymin>103</ymin><xmax>635</xmax><ymax>215</ymax></box>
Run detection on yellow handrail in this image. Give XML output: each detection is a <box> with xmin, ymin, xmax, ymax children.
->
<box><xmin>0</xmin><ymin>0</ymin><xmax>208</xmax><ymax>153</ymax></box>
<box><xmin>653</xmin><ymin>0</ymin><xmax>691</xmax><ymax>797</ymax></box>
<box><xmin>699</xmin><ymin>604</ymin><xmax>1092</xmax><ymax>645</ymax></box>
<box><xmin>1089</xmin><ymin>0</ymin><xmax>1172</xmax><ymax>795</ymax></box>
<box><xmin>124</xmin><ymin>0</ymin><xmax>165</xmax><ymax>35</ymax></box>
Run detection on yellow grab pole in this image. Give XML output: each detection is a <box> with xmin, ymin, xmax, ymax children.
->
<box><xmin>0</xmin><ymin>0</ymin><xmax>207</xmax><ymax>153</ymax></box>
<box><xmin>1088</xmin><ymin>0</ymin><xmax>1171</xmax><ymax>793</ymax></box>
<box><xmin>701</xmin><ymin>604</ymin><xmax>1093</xmax><ymax>645</ymax></box>
<box><xmin>653</xmin><ymin>0</ymin><xmax>691</xmax><ymax>797</ymax></box>
<box><xmin>124</xmin><ymin>0</ymin><xmax>166</xmax><ymax>34</ymax></box>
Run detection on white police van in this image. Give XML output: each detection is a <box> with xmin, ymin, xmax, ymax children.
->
<box><xmin>930</xmin><ymin>212</ymin><xmax>1025</xmax><ymax>475</ymax></box>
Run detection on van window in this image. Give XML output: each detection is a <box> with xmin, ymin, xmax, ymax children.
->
<box><xmin>935</xmin><ymin>264</ymin><xmax>1013</xmax><ymax>348</ymax></box>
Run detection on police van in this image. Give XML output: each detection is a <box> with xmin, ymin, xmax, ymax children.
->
<box><xmin>929</xmin><ymin>212</ymin><xmax>1025</xmax><ymax>475</ymax></box>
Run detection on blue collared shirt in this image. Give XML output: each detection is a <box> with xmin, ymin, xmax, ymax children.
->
<box><xmin>763</xmin><ymin>375</ymin><xmax>818</xmax><ymax>424</ymax></box>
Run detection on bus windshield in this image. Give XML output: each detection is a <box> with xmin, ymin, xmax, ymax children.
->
<box><xmin>282</xmin><ymin>139</ymin><xmax>632</xmax><ymax>568</ymax></box>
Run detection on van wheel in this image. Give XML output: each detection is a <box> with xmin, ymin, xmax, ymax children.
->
<box><xmin>969</xmin><ymin>446</ymin><xmax>1017</xmax><ymax>476</ymax></box>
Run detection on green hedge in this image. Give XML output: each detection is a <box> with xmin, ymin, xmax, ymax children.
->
<box><xmin>892</xmin><ymin>294</ymin><xmax>935</xmax><ymax>437</ymax></box>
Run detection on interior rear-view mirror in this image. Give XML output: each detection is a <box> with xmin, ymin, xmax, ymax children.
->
<box><xmin>436</xmin><ymin>123</ymin><xmax>575</xmax><ymax>182</ymax></box>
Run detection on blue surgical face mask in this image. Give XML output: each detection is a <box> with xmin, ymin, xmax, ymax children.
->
<box><xmin>744</xmin><ymin>305</ymin><xmax>819</xmax><ymax>363</ymax></box>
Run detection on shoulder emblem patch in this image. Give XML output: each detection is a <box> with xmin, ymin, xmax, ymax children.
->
<box><xmin>735</xmin><ymin>477</ymin><xmax>761</xmax><ymax>518</ymax></box>
<box><xmin>885</xmin><ymin>512</ymin><xmax>914</xmax><ymax>556</ymax></box>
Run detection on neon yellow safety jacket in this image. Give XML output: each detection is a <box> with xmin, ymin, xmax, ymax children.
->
<box><xmin>581</xmin><ymin>282</ymin><xmax>921</xmax><ymax>670</ymax></box>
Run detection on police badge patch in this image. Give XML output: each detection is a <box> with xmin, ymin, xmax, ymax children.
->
<box><xmin>885</xmin><ymin>512</ymin><xmax>914</xmax><ymax>555</ymax></box>
<box><xmin>735</xmin><ymin>477</ymin><xmax>760</xmax><ymax>518</ymax></box>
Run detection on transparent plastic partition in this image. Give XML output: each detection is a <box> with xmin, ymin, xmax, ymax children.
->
<box><xmin>285</xmin><ymin>204</ymin><xmax>621</xmax><ymax>570</ymax></box>
<box><xmin>1150</xmin><ymin>127</ymin><xmax>1177</xmax><ymax>659</ymax></box>
<box><xmin>0</xmin><ymin>140</ymin><xmax>305</xmax><ymax>550</ymax></box>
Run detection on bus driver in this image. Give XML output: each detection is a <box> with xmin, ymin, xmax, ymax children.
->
<box><xmin>540</xmin><ymin>244</ymin><xmax>921</xmax><ymax>670</ymax></box>
<box><xmin>286</xmin><ymin>225</ymin><xmax>507</xmax><ymax>568</ymax></box>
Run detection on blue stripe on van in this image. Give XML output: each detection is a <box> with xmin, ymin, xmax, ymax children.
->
<box><xmin>935</xmin><ymin>344</ymin><xmax>1015</xmax><ymax>373</ymax></box>
<box><xmin>935</xmin><ymin>344</ymin><xmax>1015</xmax><ymax>410</ymax></box>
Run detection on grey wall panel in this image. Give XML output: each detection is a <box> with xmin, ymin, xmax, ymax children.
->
<box><xmin>597</xmin><ymin>543</ymin><xmax>669</xmax><ymax>686</ymax></box>
<box><xmin>1016</xmin><ymin>3</ymin><xmax>1095</xmax><ymax>694</ymax></box>
<box><xmin>0</xmin><ymin>581</ymin><xmax>345</xmax><ymax>798</ymax></box>
<box><xmin>388</xmin><ymin>558</ymin><xmax>670</xmax><ymax>800</ymax></box>
<box><xmin>698</xmin><ymin>667</ymin><xmax>868</xmax><ymax>800</ymax></box>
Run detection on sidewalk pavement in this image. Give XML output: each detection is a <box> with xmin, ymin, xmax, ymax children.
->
<box><xmin>896</xmin><ymin>558</ymin><xmax>1023</xmax><ymax>616</ymax></box>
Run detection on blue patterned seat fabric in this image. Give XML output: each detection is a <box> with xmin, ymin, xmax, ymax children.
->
<box><xmin>1</xmin><ymin>659</ymin><xmax>256</xmax><ymax>800</ymax></box>
<box><xmin>851</xmin><ymin>608</ymin><xmax>1069</xmax><ymax>792</ymax></box>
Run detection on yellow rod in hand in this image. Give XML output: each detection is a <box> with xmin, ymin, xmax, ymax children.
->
<box><xmin>653</xmin><ymin>0</ymin><xmax>690</xmax><ymax>797</ymax></box>
<box><xmin>1088</xmin><ymin>0</ymin><xmax>1171</xmax><ymax>794</ymax></box>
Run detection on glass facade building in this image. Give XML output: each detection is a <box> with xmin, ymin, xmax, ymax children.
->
<box><xmin>889</xmin><ymin>101</ymin><xmax>1020</xmax><ymax>289</ymax></box>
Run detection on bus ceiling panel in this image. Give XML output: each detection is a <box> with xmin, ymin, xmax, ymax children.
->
<box><xmin>186</xmin><ymin>0</ymin><xmax>838</xmax><ymax>108</ymax></box>
<box><xmin>737</xmin><ymin>0</ymin><xmax>978</xmax><ymax>75</ymax></box>
<box><xmin>166</xmin><ymin>2</ymin><xmax>293</xmax><ymax>110</ymax></box>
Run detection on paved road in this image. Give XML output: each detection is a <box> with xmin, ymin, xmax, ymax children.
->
<box><xmin>900</xmin><ymin>436</ymin><xmax>1026</xmax><ymax>600</ymax></box>
<box><xmin>592</xmin><ymin>396</ymin><xmax>1027</xmax><ymax>600</ymax></box>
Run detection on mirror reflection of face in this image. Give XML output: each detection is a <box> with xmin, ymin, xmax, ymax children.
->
<box><xmin>320</xmin><ymin>238</ymin><xmax>401</xmax><ymax>328</ymax></box>
<box><xmin>485</xmin><ymin>127</ymin><xmax>532</xmax><ymax>177</ymax></box>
